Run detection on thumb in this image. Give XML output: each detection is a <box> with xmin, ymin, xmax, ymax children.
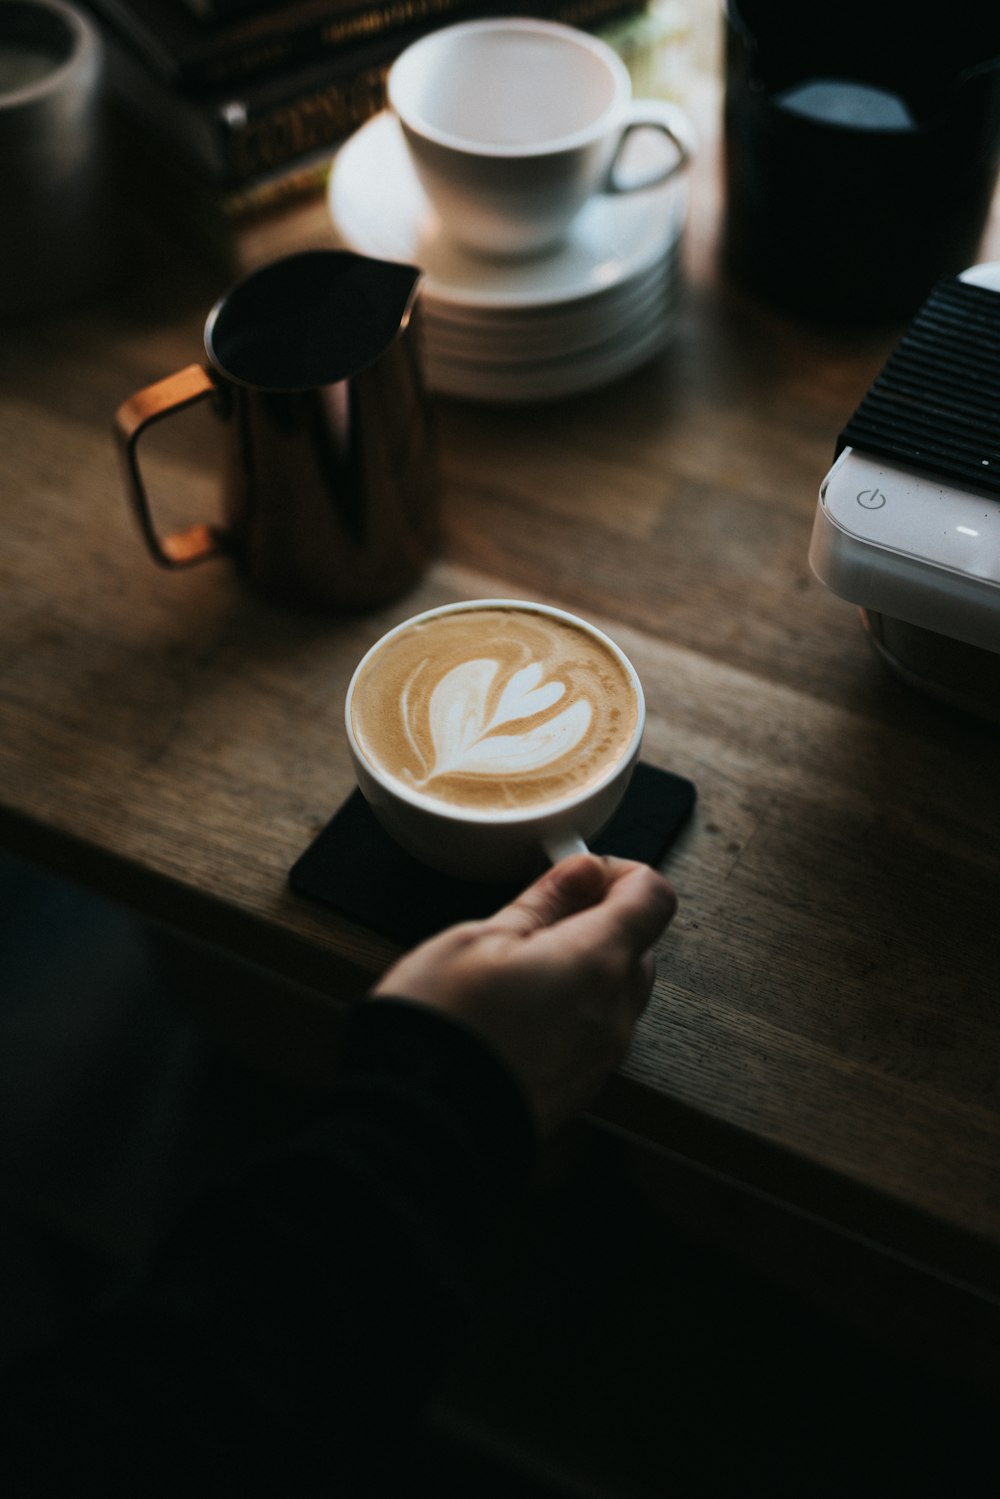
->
<box><xmin>487</xmin><ymin>853</ymin><xmax>610</xmax><ymax>938</ymax></box>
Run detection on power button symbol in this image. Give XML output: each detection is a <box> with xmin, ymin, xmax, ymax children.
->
<box><xmin>857</xmin><ymin>488</ymin><xmax>887</xmax><ymax>509</ymax></box>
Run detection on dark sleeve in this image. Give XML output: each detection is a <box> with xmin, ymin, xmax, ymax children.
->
<box><xmin>3</xmin><ymin>997</ymin><xmax>537</xmax><ymax>1497</ymax></box>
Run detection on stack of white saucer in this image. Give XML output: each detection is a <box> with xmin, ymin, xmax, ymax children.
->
<box><xmin>327</xmin><ymin>111</ymin><xmax>690</xmax><ymax>404</ymax></box>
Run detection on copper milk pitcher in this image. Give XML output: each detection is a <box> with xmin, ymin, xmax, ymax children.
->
<box><xmin>114</xmin><ymin>249</ymin><xmax>439</xmax><ymax>612</ymax></box>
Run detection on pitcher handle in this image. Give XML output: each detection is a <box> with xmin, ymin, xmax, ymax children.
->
<box><xmin>113</xmin><ymin>364</ymin><xmax>228</xmax><ymax>568</ymax></box>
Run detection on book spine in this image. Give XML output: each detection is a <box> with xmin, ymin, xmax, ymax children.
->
<box><xmin>170</xmin><ymin>0</ymin><xmax>642</xmax><ymax>93</ymax></box>
<box><xmin>220</xmin><ymin>154</ymin><xmax>339</xmax><ymax>219</ymax></box>
<box><xmin>178</xmin><ymin>0</ymin><xmax>274</xmax><ymax>20</ymax></box>
<box><xmin>318</xmin><ymin>0</ymin><xmax>641</xmax><ymax>52</ymax></box>
<box><xmin>222</xmin><ymin>61</ymin><xmax>391</xmax><ymax>179</ymax></box>
<box><xmin>193</xmin><ymin>0</ymin><xmax>466</xmax><ymax>91</ymax></box>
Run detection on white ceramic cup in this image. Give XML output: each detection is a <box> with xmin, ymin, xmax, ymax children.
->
<box><xmin>345</xmin><ymin>599</ymin><xmax>645</xmax><ymax>881</ymax></box>
<box><xmin>387</xmin><ymin>17</ymin><xmax>694</xmax><ymax>258</ymax></box>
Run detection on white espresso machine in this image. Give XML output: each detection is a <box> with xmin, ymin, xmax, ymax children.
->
<box><xmin>810</xmin><ymin>263</ymin><xmax>1000</xmax><ymax>720</ymax></box>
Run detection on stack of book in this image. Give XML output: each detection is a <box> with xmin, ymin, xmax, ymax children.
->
<box><xmin>84</xmin><ymin>0</ymin><xmax>680</xmax><ymax>222</ymax></box>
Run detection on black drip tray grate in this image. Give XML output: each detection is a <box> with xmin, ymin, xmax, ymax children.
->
<box><xmin>838</xmin><ymin>275</ymin><xmax>1000</xmax><ymax>499</ymax></box>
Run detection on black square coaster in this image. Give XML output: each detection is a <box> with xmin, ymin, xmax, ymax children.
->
<box><xmin>289</xmin><ymin>762</ymin><xmax>696</xmax><ymax>947</ymax></box>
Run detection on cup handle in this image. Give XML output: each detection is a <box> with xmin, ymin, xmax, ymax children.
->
<box><xmin>604</xmin><ymin>99</ymin><xmax>695</xmax><ymax>195</ymax></box>
<box><xmin>113</xmin><ymin>364</ymin><xmax>229</xmax><ymax>568</ymax></box>
<box><xmin>544</xmin><ymin>832</ymin><xmax>591</xmax><ymax>865</ymax></box>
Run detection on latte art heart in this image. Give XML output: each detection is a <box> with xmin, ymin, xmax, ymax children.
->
<box><xmin>412</xmin><ymin>658</ymin><xmax>592</xmax><ymax>784</ymax></box>
<box><xmin>350</xmin><ymin>605</ymin><xmax>640</xmax><ymax>813</ymax></box>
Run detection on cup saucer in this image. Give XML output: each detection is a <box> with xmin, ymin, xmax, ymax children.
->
<box><xmin>425</xmin><ymin>249</ymin><xmax>679</xmax><ymax>364</ymax></box>
<box><xmin>422</xmin><ymin>290</ymin><xmax>680</xmax><ymax>403</ymax></box>
<box><xmin>327</xmin><ymin>110</ymin><xmax>689</xmax><ymax>315</ymax></box>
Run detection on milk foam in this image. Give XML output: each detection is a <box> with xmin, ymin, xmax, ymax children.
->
<box><xmin>351</xmin><ymin>606</ymin><xmax>638</xmax><ymax>812</ymax></box>
<box><xmin>413</xmin><ymin>658</ymin><xmax>592</xmax><ymax>782</ymax></box>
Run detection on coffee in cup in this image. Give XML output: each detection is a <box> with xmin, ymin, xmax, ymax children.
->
<box><xmin>345</xmin><ymin>599</ymin><xmax>645</xmax><ymax>880</ymax></box>
<box><xmin>387</xmin><ymin>17</ymin><xmax>694</xmax><ymax>259</ymax></box>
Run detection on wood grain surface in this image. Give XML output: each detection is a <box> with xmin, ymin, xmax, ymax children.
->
<box><xmin>2</xmin><ymin>73</ymin><xmax>998</xmax><ymax>1389</ymax></box>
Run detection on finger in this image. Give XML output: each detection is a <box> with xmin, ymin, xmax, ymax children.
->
<box><xmin>572</xmin><ymin>863</ymin><xmax>677</xmax><ymax>958</ymax></box>
<box><xmin>632</xmin><ymin>949</ymin><xmax>658</xmax><ymax>1013</ymax></box>
<box><xmin>487</xmin><ymin>853</ymin><xmax>611</xmax><ymax>937</ymax></box>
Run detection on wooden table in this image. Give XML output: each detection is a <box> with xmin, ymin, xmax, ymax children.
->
<box><xmin>3</xmin><ymin>79</ymin><xmax>999</xmax><ymax>1398</ymax></box>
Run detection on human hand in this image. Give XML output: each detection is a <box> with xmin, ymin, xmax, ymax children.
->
<box><xmin>371</xmin><ymin>855</ymin><xmax>677</xmax><ymax>1136</ymax></box>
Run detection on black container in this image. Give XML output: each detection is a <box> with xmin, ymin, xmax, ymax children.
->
<box><xmin>0</xmin><ymin>0</ymin><xmax>117</xmax><ymax>322</ymax></box>
<box><xmin>722</xmin><ymin>0</ymin><xmax>1000</xmax><ymax>325</ymax></box>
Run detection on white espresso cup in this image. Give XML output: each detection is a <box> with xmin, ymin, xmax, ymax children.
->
<box><xmin>345</xmin><ymin>599</ymin><xmax>645</xmax><ymax>881</ymax></box>
<box><xmin>387</xmin><ymin>17</ymin><xmax>694</xmax><ymax>258</ymax></box>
